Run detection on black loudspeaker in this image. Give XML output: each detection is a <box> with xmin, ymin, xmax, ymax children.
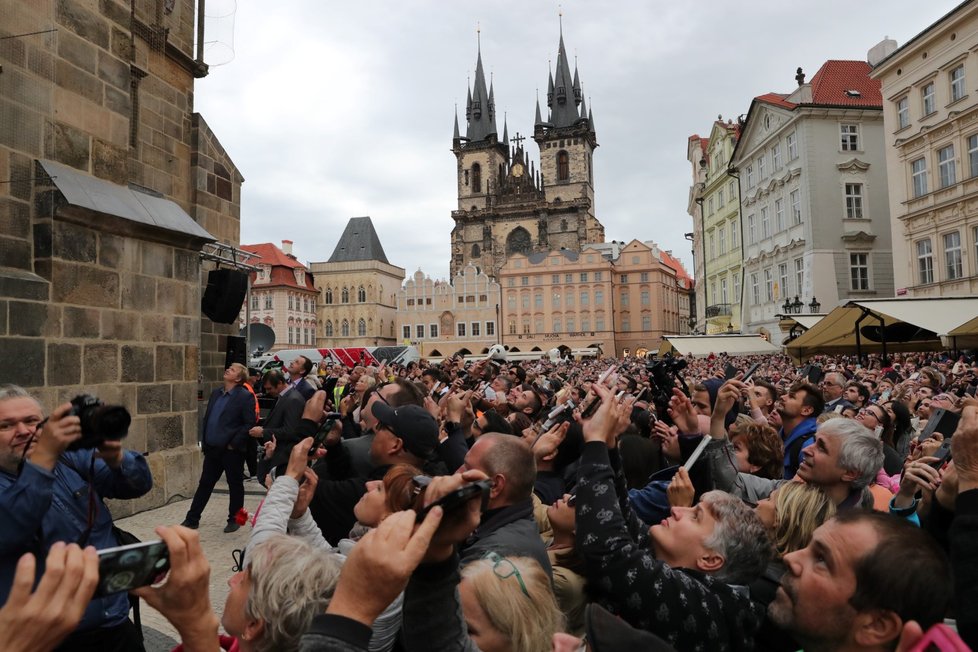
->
<box><xmin>202</xmin><ymin>269</ymin><xmax>248</xmax><ymax>324</ymax></box>
<box><xmin>225</xmin><ymin>335</ymin><xmax>247</xmax><ymax>368</ymax></box>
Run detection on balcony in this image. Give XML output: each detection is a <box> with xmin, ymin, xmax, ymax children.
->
<box><xmin>705</xmin><ymin>303</ymin><xmax>732</xmax><ymax>318</ymax></box>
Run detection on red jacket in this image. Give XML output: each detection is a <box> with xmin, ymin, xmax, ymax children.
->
<box><xmin>173</xmin><ymin>635</ymin><xmax>239</xmax><ymax>652</ymax></box>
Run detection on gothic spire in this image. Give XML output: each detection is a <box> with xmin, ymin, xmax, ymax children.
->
<box><xmin>502</xmin><ymin>114</ymin><xmax>509</xmax><ymax>152</ymax></box>
<box><xmin>453</xmin><ymin>106</ymin><xmax>460</xmax><ymax>144</ymax></box>
<box><xmin>548</xmin><ymin>25</ymin><xmax>580</xmax><ymax>128</ymax></box>
<box><xmin>534</xmin><ymin>95</ymin><xmax>544</xmax><ymax>127</ymax></box>
<box><xmin>588</xmin><ymin>105</ymin><xmax>596</xmax><ymax>134</ymax></box>
<box><xmin>465</xmin><ymin>34</ymin><xmax>496</xmax><ymax>142</ymax></box>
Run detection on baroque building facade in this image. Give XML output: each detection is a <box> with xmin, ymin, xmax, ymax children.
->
<box><xmin>732</xmin><ymin>59</ymin><xmax>893</xmax><ymax>338</ymax></box>
<box><xmin>449</xmin><ymin>28</ymin><xmax>604</xmax><ymax>279</ymax></box>
<box><xmin>311</xmin><ymin>217</ymin><xmax>403</xmax><ymax>347</ymax></box>
<box><xmin>395</xmin><ymin>264</ymin><xmax>501</xmax><ymax>357</ymax></box>
<box><xmin>239</xmin><ymin>240</ymin><xmax>319</xmax><ymax>347</ymax></box>
<box><xmin>871</xmin><ymin>5</ymin><xmax>978</xmax><ymax>297</ymax></box>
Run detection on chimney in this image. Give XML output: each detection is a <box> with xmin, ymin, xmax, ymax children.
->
<box><xmin>281</xmin><ymin>239</ymin><xmax>293</xmax><ymax>256</ymax></box>
<box><xmin>795</xmin><ymin>67</ymin><xmax>806</xmax><ymax>86</ymax></box>
<box><xmin>867</xmin><ymin>37</ymin><xmax>899</xmax><ymax>67</ymax></box>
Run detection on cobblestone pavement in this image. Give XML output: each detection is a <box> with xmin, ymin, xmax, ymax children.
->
<box><xmin>114</xmin><ymin>475</ymin><xmax>268</xmax><ymax>650</ymax></box>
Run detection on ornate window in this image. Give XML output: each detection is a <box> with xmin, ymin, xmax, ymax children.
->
<box><xmin>324</xmin><ymin>321</ymin><xmax>333</xmax><ymax>337</ymax></box>
<box><xmin>341</xmin><ymin>319</ymin><xmax>350</xmax><ymax>337</ymax></box>
<box><xmin>341</xmin><ymin>287</ymin><xmax>350</xmax><ymax>303</ymax></box>
<box><xmin>557</xmin><ymin>150</ymin><xmax>569</xmax><ymax>181</ymax></box>
<box><xmin>358</xmin><ymin>286</ymin><xmax>366</xmax><ymax>302</ymax></box>
<box><xmin>471</xmin><ymin>163</ymin><xmax>482</xmax><ymax>193</ymax></box>
<box><xmin>358</xmin><ymin>319</ymin><xmax>366</xmax><ymax>336</ymax></box>
<box><xmin>324</xmin><ymin>288</ymin><xmax>333</xmax><ymax>304</ymax></box>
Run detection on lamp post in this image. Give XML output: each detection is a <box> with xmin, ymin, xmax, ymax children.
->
<box><xmin>791</xmin><ymin>296</ymin><xmax>803</xmax><ymax>314</ymax></box>
<box><xmin>809</xmin><ymin>297</ymin><xmax>821</xmax><ymax>313</ymax></box>
<box><xmin>782</xmin><ymin>298</ymin><xmax>791</xmax><ymax>314</ymax></box>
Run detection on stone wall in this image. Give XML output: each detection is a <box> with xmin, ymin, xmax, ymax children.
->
<box><xmin>0</xmin><ymin>0</ymin><xmax>243</xmax><ymax>516</ymax></box>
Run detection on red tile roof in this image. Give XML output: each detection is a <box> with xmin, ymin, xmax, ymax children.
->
<box><xmin>241</xmin><ymin>243</ymin><xmax>317</xmax><ymax>292</ymax></box>
<box><xmin>755</xmin><ymin>92</ymin><xmax>796</xmax><ymax>110</ymax></box>
<box><xmin>659</xmin><ymin>250</ymin><xmax>692</xmax><ymax>283</ymax></box>
<box><xmin>809</xmin><ymin>60</ymin><xmax>882</xmax><ymax>107</ymax></box>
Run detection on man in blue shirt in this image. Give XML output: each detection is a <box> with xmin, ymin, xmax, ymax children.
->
<box><xmin>182</xmin><ymin>363</ymin><xmax>257</xmax><ymax>532</ymax></box>
<box><xmin>777</xmin><ymin>381</ymin><xmax>824</xmax><ymax>479</ymax></box>
<box><xmin>0</xmin><ymin>384</ymin><xmax>153</xmax><ymax>651</ymax></box>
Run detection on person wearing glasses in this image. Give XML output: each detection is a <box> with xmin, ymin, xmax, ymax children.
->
<box><xmin>821</xmin><ymin>372</ymin><xmax>854</xmax><ymax>414</ymax></box>
<box><xmin>0</xmin><ymin>385</ymin><xmax>152</xmax><ymax>651</ymax></box>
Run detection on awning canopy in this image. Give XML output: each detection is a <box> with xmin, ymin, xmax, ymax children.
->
<box><xmin>659</xmin><ymin>334</ymin><xmax>780</xmax><ymax>358</ymax></box>
<box><xmin>39</xmin><ymin>159</ymin><xmax>215</xmax><ymax>242</ymax></box>
<box><xmin>785</xmin><ymin>297</ymin><xmax>978</xmax><ymax>361</ymax></box>
<box><xmin>790</xmin><ymin>315</ymin><xmax>825</xmax><ymax>330</ymax></box>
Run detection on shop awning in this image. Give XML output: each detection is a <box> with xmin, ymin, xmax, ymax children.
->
<box><xmin>785</xmin><ymin>297</ymin><xmax>978</xmax><ymax>361</ymax></box>
<box><xmin>659</xmin><ymin>334</ymin><xmax>780</xmax><ymax>358</ymax></box>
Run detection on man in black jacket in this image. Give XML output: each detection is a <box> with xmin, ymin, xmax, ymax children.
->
<box><xmin>575</xmin><ymin>384</ymin><xmax>770</xmax><ymax>651</ymax></box>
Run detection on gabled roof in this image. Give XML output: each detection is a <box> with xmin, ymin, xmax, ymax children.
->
<box><xmin>755</xmin><ymin>93</ymin><xmax>796</xmax><ymax>110</ymax></box>
<box><xmin>328</xmin><ymin>216</ymin><xmax>390</xmax><ymax>264</ymax></box>
<box><xmin>809</xmin><ymin>60</ymin><xmax>882</xmax><ymax>107</ymax></box>
<box><xmin>241</xmin><ymin>242</ymin><xmax>317</xmax><ymax>291</ymax></box>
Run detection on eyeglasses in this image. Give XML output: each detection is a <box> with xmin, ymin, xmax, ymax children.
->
<box><xmin>858</xmin><ymin>408</ymin><xmax>883</xmax><ymax>420</ymax></box>
<box><xmin>483</xmin><ymin>552</ymin><xmax>529</xmax><ymax>598</ymax></box>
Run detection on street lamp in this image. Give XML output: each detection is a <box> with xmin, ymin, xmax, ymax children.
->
<box><xmin>791</xmin><ymin>296</ymin><xmax>803</xmax><ymax>313</ymax></box>
<box><xmin>782</xmin><ymin>298</ymin><xmax>792</xmax><ymax>314</ymax></box>
<box><xmin>809</xmin><ymin>297</ymin><xmax>821</xmax><ymax>313</ymax></box>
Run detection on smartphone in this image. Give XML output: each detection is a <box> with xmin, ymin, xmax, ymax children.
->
<box><xmin>724</xmin><ymin>363</ymin><xmax>739</xmax><ymax>381</ymax></box>
<box><xmin>96</xmin><ymin>540</ymin><xmax>170</xmax><ymax>596</ymax></box>
<box><xmin>741</xmin><ymin>362</ymin><xmax>763</xmax><ymax>382</ymax></box>
<box><xmin>415</xmin><ymin>480</ymin><xmax>491</xmax><ymax>522</ymax></box>
<box><xmin>928</xmin><ymin>440</ymin><xmax>952</xmax><ymax>469</ymax></box>
<box><xmin>682</xmin><ymin>436</ymin><xmax>712</xmax><ymax>471</ymax></box>
<box><xmin>309</xmin><ymin>412</ymin><xmax>342</xmax><ymax>455</ymax></box>
<box><xmin>907</xmin><ymin>622</ymin><xmax>971</xmax><ymax>651</ymax></box>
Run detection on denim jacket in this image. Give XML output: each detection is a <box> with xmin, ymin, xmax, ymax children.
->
<box><xmin>0</xmin><ymin>448</ymin><xmax>152</xmax><ymax>632</ymax></box>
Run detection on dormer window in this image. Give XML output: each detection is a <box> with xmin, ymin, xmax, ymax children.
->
<box><xmin>556</xmin><ymin>86</ymin><xmax>566</xmax><ymax>104</ymax></box>
<box><xmin>258</xmin><ymin>266</ymin><xmax>270</xmax><ymax>282</ymax></box>
<box><xmin>844</xmin><ymin>89</ymin><xmax>861</xmax><ymax>98</ymax></box>
<box><xmin>294</xmin><ymin>269</ymin><xmax>304</xmax><ymax>285</ymax></box>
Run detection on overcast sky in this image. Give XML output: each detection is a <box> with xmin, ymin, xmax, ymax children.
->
<box><xmin>194</xmin><ymin>0</ymin><xmax>960</xmax><ymax>280</ymax></box>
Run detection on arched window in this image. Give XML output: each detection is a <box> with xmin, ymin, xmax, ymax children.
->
<box><xmin>357</xmin><ymin>286</ymin><xmax>366</xmax><ymax>302</ymax></box>
<box><xmin>557</xmin><ymin>151</ymin><xmax>569</xmax><ymax>181</ymax></box>
<box><xmin>560</xmin><ymin>219</ymin><xmax>568</xmax><ymax>231</ymax></box>
<box><xmin>341</xmin><ymin>287</ymin><xmax>350</xmax><ymax>303</ymax></box>
<box><xmin>324</xmin><ymin>321</ymin><xmax>333</xmax><ymax>337</ymax></box>
<box><xmin>506</xmin><ymin>227</ymin><xmax>533</xmax><ymax>256</ymax></box>
<box><xmin>358</xmin><ymin>319</ymin><xmax>366</xmax><ymax>336</ymax></box>
<box><xmin>324</xmin><ymin>288</ymin><xmax>333</xmax><ymax>304</ymax></box>
<box><xmin>471</xmin><ymin>243</ymin><xmax>481</xmax><ymax>258</ymax></box>
<box><xmin>471</xmin><ymin>163</ymin><xmax>482</xmax><ymax>193</ymax></box>
<box><xmin>341</xmin><ymin>319</ymin><xmax>350</xmax><ymax>337</ymax></box>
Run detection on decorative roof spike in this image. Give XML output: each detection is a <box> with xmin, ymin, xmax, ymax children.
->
<box><xmin>453</xmin><ymin>105</ymin><xmax>460</xmax><ymax>142</ymax></box>
<box><xmin>547</xmin><ymin>66</ymin><xmax>554</xmax><ymax>107</ymax></box>
<box><xmin>588</xmin><ymin>104</ymin><xmax>596</xmax><ymax>133</ymax></box>
<box><xmin>572</xmin><ymin>65</ymin><xmax>582</xmax><ymax>104</ymax></box>
<box><xmin>579</xmin><ymin>94</ymin><xmax>587</xmax><ymax>121</ymax></box>
<box><xmin>534</xmin><ymin>96</ymin><xmax>544</xmax><ymax>127</ymax></box>
<box><xmin>502</xmin><ymin>114</ymin><xmax>509</xmax><ymax>149</ymax></box>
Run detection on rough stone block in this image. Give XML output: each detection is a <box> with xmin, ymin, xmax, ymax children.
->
<box><xmin>8</xmin><ymin>300</ymin><xmax>60</xmax><ymax>337</ymax></box>
<box><xmin>52</xmin><ymin>261</ymin><xmax>119</xmax><ymax>308</ymax></box>
<box><xmin>98</xmin><ymin>232</ymin><xmax>124</xmax><ymax>268</ymax></box>
<box><xmin>172</xmin><ymin>315</ymin><xmax>197</xmax><ymax>343</ymax></box>
<box><xmin>0</xmin><ymin>237</ymin><xmax>31</xmax><ymax>270</ymax></box>
<box><xmin>98</xmin><ymin>0</ymin><xmax>130</xmax><ymax>28</ymax></box>
<box><xmin>2</xmin><ymin>65</ymin><xmax>52</xmax><ymax>112</ymax></box>
<box><xmin>139</xmin><ymin>241</ymin><xmax>173</xmax><ymax>278</ymax></box>
<box><xmin>171</xmin><ymin>382</ymin><xmax>196</xmax><ymax>412</ymax></box>
<box><xmin>156</xmin><ymin>344</ymin><xmax>184</xmax><ymax>381</ymax></box>
<box><xmin>109</xmin><ymin>25</ymin><xmax>131</xmax><ymax>60</ymax></box>
<box><xmin>184</xmin><ymin>345</ymin><xmax>199</xmax><ymax>381</ymax></box>
<box><xmin>96</xmin><ymin>50</ymin><xmax>129</xmax><ymax>91</ymax></box>
<box><xmin>101</xmin><ymin>309</ymin><xmax>137</xmax><ymax>341</ymax></box>
<box><xmin>139</xmin><ymin>314</ymin><xmax>170</xmax><ymax>342</ymax></box>
<box><xmin>53</xmin><ymin>221</ymin><xmax>97</xmax><ymax>263</ymax></box>
<box><xmin>9</xmin><ymin>153</ymin><xmax>33</xmax><ymax>201</ymax></box>
<box><xmin>121</xmin><ymin>344</ymin><xmax>154</xmax><ymax>382</ymax></box>
<box><xmin>56</xmin><ymin>0</ymin><xmax>110</xmax><ymax>49</ymax></box>
<box><xmin>146</xmin><ymin>414</ymin><xmax>183</xmax><ymax>452</ymax></box>
<box><xmin>121</xmin><ymin>274</ymin><xmax>156</xmax><ymax>311</ymax></box>
<box><xmin>162</xmin><ymin>447</ymin><xmax>197</xmax><ymax>501</ymax></box>
<box><xmin>104</xmin><ymin>84</ymin><xmax>130</xmax><ymax>117</ymax></box>
<box><xmin>0</xmin><ymin>300</ymin><xmax>6</xmax><ymax>335</ymax></box>
<box><xmin>0</xmin><ymin>269</ymin><xmax>50</xmax><ymax>301</ymax></box>
<box><xmin>0</xmin><ymin>337</ymin><xmax>44</xmax><ymax>387</ymax></box>
<box><xmin>0</xmin><ymin>99</ymin><xmax>43</xmax><ymax>154</ymax></box>
<box><xmin>63</xmin><ymin>305</ymin><xmax>101</xmax><ymax>338</ymax></box>
<box><xmin>47</xmin><ymin>342</ymin><xmax>81</xmax><ymax>385</ymax></box>
<box><xmin>55</xmin><ymin>58</ymin><xmax>103</xmax><ymax>105</ymax></box>
<box><xmin>92</xmin><ymin>138</ymin><xmax>127</xmax><ymax>184</ymax></box>
<box><xmin>123</xmin><ymin>417</ymin><xmax>148</xmax><ymax>455</ymax></box>
<box><xmin>83</xmin><ymin>342</ymin><xmax>118</xmax><ymax>384</ymax></box>
<box><xmin>156</xmin><ymin>278</ymin><xmax>184</xmax><ymax>315</ymax></box>
<box><xmin>44</xmin><ymin>121</ymin><xmax>91</xmax><ymax>172</ymax></box>
<box><xmin>0</xmin><ymin>197</ymin><xmax>30</xmax><ymax>239</ymax></box>
<box><xmin>174</xmin><ymin>248</ymin><xmax>200</xmax><ymax>283</ymax></box>
<box><xmin>137</xmin><ymin>384</ymin><xmax>171</xmax><ymax>414</ymax></box>
<box><xmin>58</xmin><ymin>29</ymin><xmax>97</xmax><ymax>73</ymax></box>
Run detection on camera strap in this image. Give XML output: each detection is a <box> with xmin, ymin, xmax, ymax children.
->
<box><xmin>57</xmin><ymin>454</ymin><xmax>99</xmax><ymax>547</ymax></box>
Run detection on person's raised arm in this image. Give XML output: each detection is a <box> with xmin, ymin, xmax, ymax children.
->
<box><xmin>949</xmin><ymin>398</ymin><xmax>978</xmax><ymax>648</ymax></box>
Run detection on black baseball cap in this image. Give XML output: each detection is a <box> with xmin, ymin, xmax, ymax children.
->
<box><xmin>371</xmin><ymin>403</ymin><xmax>438</xmax><ymax>459</ymax></box>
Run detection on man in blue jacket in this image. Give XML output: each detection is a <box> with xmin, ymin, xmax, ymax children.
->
<box><xmin>0</xmin><ymin>384</ymin><xmax>153</xmax><ymax>651</ymax></box>
<box><xmin>183</xmin><ymin>363</ymin><xmax>257</xmax><ymax>532</ymax></box>
<box><xmin>777</xmin><ymin>381</ymin><xmax>823</xmax><ymax>479</ymax></box>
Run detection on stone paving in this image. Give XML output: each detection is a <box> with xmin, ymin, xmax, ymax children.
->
<box><xmin>114</xmin><ymin>475</ymin><xmax>268</xmax><ymax>650</ymax></box>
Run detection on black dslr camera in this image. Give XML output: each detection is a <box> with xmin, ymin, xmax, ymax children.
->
<box><xmin>67</xmin><ymin>394</ymin><xmax>132</xmax><ymax>451</ymax></box>
<box><xmin>644</xmin><ymin>355</ymin><xmax>689</xmax><ymax>424</ymax></box>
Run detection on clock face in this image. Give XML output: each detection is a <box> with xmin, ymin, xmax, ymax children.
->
<box><xmin>511</xmin><ymin>162</ymin><xmax>525</xmax><ymax>177</ymax></box>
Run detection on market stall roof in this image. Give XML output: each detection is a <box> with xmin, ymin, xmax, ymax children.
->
<box><xmin>791</xmin><ymin>315</ymin><xmax>826</xmax><ymax>330</ymax></box>
<box><xmin>659</xmin><ymin>334</ymin><xmax>780</xmax><ymax>358</ymax></box>
<box><xmin>785</xmin><ymin>297</ymin><xmax>978</xmax><ymax>360</ymax></box>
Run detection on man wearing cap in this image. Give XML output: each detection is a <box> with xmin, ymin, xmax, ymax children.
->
<box><xmin>305</xmin><ymin>392</ymin><xmax>441</xmax><ymax>545</ymax></box>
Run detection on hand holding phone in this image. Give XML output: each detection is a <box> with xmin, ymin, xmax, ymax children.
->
<box><xmin>96</xmin><ymin>540</ymin><xmax>170</xmax><ymax>596</ymax></box>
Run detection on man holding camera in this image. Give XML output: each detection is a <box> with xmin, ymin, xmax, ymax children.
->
<box><xmin>0</xmin><ymin>384</ymin><xmax>152</xmax><ymax>651</ymax></box>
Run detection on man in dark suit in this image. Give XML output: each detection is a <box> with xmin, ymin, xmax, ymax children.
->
<box><xmin>287</xmin><ymin>355</ymin><xmax>317</xmax><ymax>400</ymax></box>
<box><xmin>183</xmin><ymin>363</ymin><xmax>257</xmax><ymax>533</ymax></box>
<box><xmin>249</xmin><ymin>369</ymin><xmax>306</xmax><ymax>482</ymax></box>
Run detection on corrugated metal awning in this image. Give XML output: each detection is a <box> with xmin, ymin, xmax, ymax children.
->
<box><xmin>39</xmin><ymin>159</ymin><xmax>215</xmax><ymax>242</ymax></box>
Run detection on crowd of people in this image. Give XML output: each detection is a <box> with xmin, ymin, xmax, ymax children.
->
<box><xmin>1</xmin><ymin>346</ymin><xmax>978</xmax><ymax>651</ymax></box>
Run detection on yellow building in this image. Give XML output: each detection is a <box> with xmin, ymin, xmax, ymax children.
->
<box><xmin>310</xmin><ymin>217</ymin><xmax>404</xmax><ymax>347</ymax></box>
<box><xmin>871</xmin><ymin>8</ymin><xmax>978</xmax><ymax>296</ymax></box>
<box><xmin>700</xmin><ymin>119</ymin><xmax>744</xmax><ymax>333</ymax></box>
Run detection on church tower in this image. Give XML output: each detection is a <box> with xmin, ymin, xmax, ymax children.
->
<box><xmin>533</xmin><ymin>26</ymin><xmax>604</xmax><ymax>246</ymax></box>
<box><xmin>449</xmin><ymin>25</ymin><xmax>604</xmax><ymax>279</ymax></box>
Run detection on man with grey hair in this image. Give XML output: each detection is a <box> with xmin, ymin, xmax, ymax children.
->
<box><xmin>714</xmin><ymin>416</ymin><xmax>884</xmax><ymax>508</ymax></box>
<box><xmin>821</xmin><ymin>372</ymin><xmax>854</xmax><ymax>413</ymax></box>
<box><xmin>0</xmin><ymin>385</ymin><xmax>152</xmax><ymax>650</ymax></box>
